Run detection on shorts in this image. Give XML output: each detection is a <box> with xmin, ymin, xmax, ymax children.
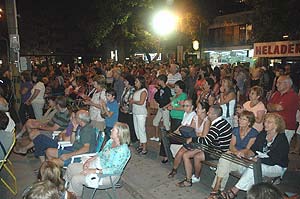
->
<box><xmin>58</xmin><ymin>147</ymin><xmax>81</xmax><ymax>167</ymax></box>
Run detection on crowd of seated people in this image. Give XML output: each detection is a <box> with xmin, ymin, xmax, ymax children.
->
<box><xmin>0</xmin><ymin>60</ymin><xmax>298</xmax><ymax>198</ymax></box>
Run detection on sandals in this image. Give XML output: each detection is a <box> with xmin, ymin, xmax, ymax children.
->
<box><xmin>168</xmin><ymin>168</ymin><xmax>177</xmax><ymax>178</ymax></box>
<box><xmin>220</xmin><ymin>189</ymin><xmax>237</xmax><ymax>199</ymax></box>
<box><xmin>176</xmin><ymin>178</ymin><xmax>192</xmax><ymax>187</ymax></box>
<box><xmin>139</xmin><ymin>150</ymin><xmax>148</xmax><ymax>155</ymax></box>
<box><xmin>207</xmin><ymin>191</ymin><xmax>221</xmax><ymax>199</ymax></box>
<box><xmin>136</xmin><ymin>146</ymin><xmax>142</xmax><ymax>153</ymax></box>
<box><xmin>13</xmin><ymin>147</ymin><xmax>28</xmax><ymax>156</ymax></box>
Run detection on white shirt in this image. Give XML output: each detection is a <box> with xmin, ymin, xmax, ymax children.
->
<box><xmin>31</xmin><ymin>81</ymin><xmax>45</xmax><ymax>104</ymax></box>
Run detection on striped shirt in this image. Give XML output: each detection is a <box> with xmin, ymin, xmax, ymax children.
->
<box><xmin>196</xmin><ymin>116</ymin><xmax>232</xmax><ymax>152</ymax></box>
<box><xmin>48</xmin><ymin>109</ymin><xmax>71</xmax><ymax>131</ymax></box>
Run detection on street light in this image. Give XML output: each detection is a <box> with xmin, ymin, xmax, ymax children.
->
<box><xmin>152</xmin><ymin>10</ymin><xmax>177</xmax><ymax>36</ymax></box>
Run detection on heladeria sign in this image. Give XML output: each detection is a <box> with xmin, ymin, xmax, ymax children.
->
<box><xmin>254</xmin><ymin>40</ymin><xmax>300</xmax><ymax>57</ymax></box>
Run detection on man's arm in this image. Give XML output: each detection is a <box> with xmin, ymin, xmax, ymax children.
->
<box><xmin>60</xmin><ymin>143</ymin><xmax>90</xmax><ymax>161</ymax></box>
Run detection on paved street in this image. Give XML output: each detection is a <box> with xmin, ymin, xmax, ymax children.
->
<box><xmin>2</xmin><ymin>114</ymin><xmax>300</xmax><ymax>199</ymax></box>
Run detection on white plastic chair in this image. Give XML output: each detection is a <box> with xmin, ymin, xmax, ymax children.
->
<box><xmin>84</xmin><ymin>156</ymin><xmax>131</xmax><ymax>199</ymax></box>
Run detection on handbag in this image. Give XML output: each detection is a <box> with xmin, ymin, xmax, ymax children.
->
<box><xmin>179</xmin><ymin>126</ymin><xmax>196</xmax><ymax>138</ymax></box>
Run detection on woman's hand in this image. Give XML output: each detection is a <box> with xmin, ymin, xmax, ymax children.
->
<box><xmin>81</xmin><ymin>168</ymin><xmax>96</xmax><ymax>176</ymax></box>
<box><xmin>186</xmin><ymin>137</ymin><xmax>192</xmax><ymax>144</ymax></box>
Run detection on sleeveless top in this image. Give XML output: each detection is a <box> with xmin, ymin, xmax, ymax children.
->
<box><xmin>132</xmin><ymin>88</ymin><xmax>148</xmax><ymax>115</ymax></box>
<box><xmin>193</xmin><ymin>115</ymin><xmax>208</xmax><ymax>133</ymax></box>
<box><xmin>89</xmin><ymin>89</ymin><xmax>106</xmax><ymax>122</ymax></box>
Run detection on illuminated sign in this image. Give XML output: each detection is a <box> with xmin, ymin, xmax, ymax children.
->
<box><xmin>254</xmin><ymin>40</ymin><xmax>300</xmax><ymax>57</ymax></box>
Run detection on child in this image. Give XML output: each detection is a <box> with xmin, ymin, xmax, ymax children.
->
<box><xmin>100</xmin><ymin>89</ymin><xmax>119</xmax><ymax>140</ymax></box>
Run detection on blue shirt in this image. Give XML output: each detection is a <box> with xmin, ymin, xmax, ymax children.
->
<box><xmin>105</xmin><ymin>100</ymin><xmax>119</xmax><ymax>128</ymax></box>
<box><xmin>97</xmin><ymin>139</ymin><xmax>131</xmax><ymax>175</ymax></box>
<box><xmin>232</xmin><ymin>127</ymin><xmax>258</xmax><ymax>151</ymax></box>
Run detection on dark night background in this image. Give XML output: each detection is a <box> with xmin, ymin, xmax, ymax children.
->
<box><xmin>0</xmin><ymin>0</ymin><xmax>299</xmax><ymax>60</ymax></box>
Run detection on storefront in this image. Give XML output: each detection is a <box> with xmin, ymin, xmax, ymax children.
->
<box><xmin>204</xmin><ymin>45</ymin><xmax>254</xmax><ymax>68</ymax></box>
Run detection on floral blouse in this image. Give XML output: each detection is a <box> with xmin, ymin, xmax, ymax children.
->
<box><xmin>97</xmin><ymin>139</ymin><xmax>131</xmax><ymax>175</ymax></box>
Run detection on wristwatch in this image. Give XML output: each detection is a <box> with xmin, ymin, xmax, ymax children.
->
<box><xmin>95</xmin><ymin>168</ymin><xmax>100</xmax><ymax>174</ymax></box>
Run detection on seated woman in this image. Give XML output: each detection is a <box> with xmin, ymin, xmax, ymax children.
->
<box><xmin>0</xmin><ymin>111</ymin><xmax>13</xmax><ymax>160</ymax></box>
<box><xmin>168</xmin><ymin>101</ymin><xmax>210</xmax><ymax>179</ymax></box>
<box><xmin>208</xmin><ymin>110</ymin><xmax>258</xmax><ymax>198</ymax></box>
<box><xmin>220</xmin><ymin>113</ymin><xmax>289</xmax><ymax>199</ymax></box>
<box><xmin>23</xmin><ymin>161</ymin><xmax>75</xmax><ymax>199</ymax></box>
<box><xmin>64</xmin><ymin>122</ymin><xmax>131</xmax><ymax>198</ymax></box>
<box><xmin>160</xmin><ymin>99</ymin><xmax>195</xmax><ymax>163</ymax></box>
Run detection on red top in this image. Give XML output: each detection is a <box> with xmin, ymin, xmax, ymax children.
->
<box><xmin>268</xmin><ymin>89</ymin><xmax>299</xmax><ymax>130</ymax></box>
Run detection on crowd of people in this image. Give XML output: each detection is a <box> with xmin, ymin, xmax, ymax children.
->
<box><xmin>0</xmin><ymin>59</ymin><xmax>299</xmax><ymax>198</ymax></box>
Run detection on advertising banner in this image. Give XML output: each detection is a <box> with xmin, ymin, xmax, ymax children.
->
<box><xmin>254</xmin><ymin>40</ymin><xmax>300</xmax><ymax>57</ymax></box>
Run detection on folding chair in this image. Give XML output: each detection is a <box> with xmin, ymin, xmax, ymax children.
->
<box><xmin>0</xmin><ymin>130</ymin><xmax>17</xmax><ymax>195</ymax></box>
<box><xmin>84</xmin><ymin>156</ymin><xmax>131</xmax><ymax>199</ymax></box>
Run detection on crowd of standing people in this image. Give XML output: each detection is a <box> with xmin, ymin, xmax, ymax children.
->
<box><xmin>0</xmin><ymin>59</ymin><xmax>299</xmax><ymax>198</ymax></box>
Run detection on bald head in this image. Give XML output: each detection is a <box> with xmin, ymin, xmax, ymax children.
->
<box><xmin>276</xmin><ymin>75</ymin><xmax>293</xmax><ymax>94</ymax></box>
<box><xmin>76</xmin><ymin>110</ymin><xmax>91</xmax><ymax>124</ymax></box>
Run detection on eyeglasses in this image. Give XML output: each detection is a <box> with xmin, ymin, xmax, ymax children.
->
<box><xmin>183</xmin><ymin>104</ymin><xmax>192</xmax><ymax>107</ymax></box>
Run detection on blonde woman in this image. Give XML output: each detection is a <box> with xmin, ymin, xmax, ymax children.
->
<box><xmin>220</xmin><ymin>113</ymin><xmax>289</xmax><ymax>199</ymax></box>
<box><xmin>65</xmin><ymin>122</ymin><xmax>131</xmax><ymax>198</ymax></box>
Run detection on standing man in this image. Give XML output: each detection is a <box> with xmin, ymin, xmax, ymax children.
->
<box><xmin>185</xmin><ymin>66</ymin><xmax>198</xmax><ymax>99</ymax></box>
<box><xmin>112</xmin><ymin>67</ymin><xmax>124</xmax><ymax>103</ymax></box>
<box><xmin>167</xmin><ymin>64</ymin><xmax>182</xmax><ymax>96</ymax></box>
<box><xmin>267</xmin><ymin>75</ymin><xmax>299</xmax><ymax>143</ymax></box>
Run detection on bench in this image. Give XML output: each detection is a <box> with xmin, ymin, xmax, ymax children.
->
<box><xmin>160</xmin><ymin>128</ymin><xmax>263</xmax><ymax>184</ymax></box>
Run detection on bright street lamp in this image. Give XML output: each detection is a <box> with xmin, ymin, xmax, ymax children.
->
<box><xmin>152</xmin><ymin>10</ymin><xmax>177</xmax><ymax>36</ymax></box>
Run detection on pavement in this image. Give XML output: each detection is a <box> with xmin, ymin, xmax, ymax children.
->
<box><xmin>1</xmin><ymin>113</ymin><xmax>300</xmax><ymax>199</ymax></box>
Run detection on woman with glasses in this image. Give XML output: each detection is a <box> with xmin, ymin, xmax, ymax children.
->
<box><xmin>219</xmin><ymin>113</ymin><xmax>289</xmax><ymax>199</ymax></box>
<box><xmin>208</xmin><ymin>111</ymin><xmax>258</xmax><ymax>198</ymax></box>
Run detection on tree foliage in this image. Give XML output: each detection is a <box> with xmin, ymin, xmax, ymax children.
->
<box><xmin>247</xmin><ymin>0</ymin><xmax>300</xmax><ymax>42</ymax></box>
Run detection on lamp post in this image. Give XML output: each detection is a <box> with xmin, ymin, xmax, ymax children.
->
<box><xmin>152</xmin><ymin>10</ymin><xmax>177</xmax><ymax>62</ymax></box>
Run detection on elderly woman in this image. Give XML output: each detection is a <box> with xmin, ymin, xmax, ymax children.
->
<box><xmin>118</xmin><ymin>74</ymin><xmax>137</xmax><ymax>143</ymax></box>
<box><xmin>65</xmin><ymin>122</ymin><xmax>131</xmax><ymax>198</ymax></box>
<box><xmin>241</xmin><ymin>86</ymin><xmax>267</xmax><ymax>132</ymax></box>
<box><xmin>220</xmin><ymin>113</ymin><xmax>289</xmax><ymax>199</ymax></box>
<box><xmin>82</xmin><ymin>75</ymin><xmax>106</xmax><ymax>131</ymax></box>
<box><xmin>208</xmin><ymin>111</ymin><xmax>258</xmax><ymax>198</ymax></box>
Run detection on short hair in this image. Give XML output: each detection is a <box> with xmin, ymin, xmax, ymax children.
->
<box><xmin>279</xmin><ymin>75</ymin><xmax>293</xmax><ymax>86</ymax></box>
<box><xmin>0</xmin><ymin>111</ymin><xmax>9</xmax><ymax>130</ymax></box>
<box><xmin>250</xmin><ymin>86</ymin><xmax>263</xmax><ymax>98</ymax></box>
<box><xmin>24</xmin><ymin>180</ymin><xmax>59</xmax><ymax>199</ymax></box>
<box><xmin>157</xmin><ymin>74</ymin><xmax>168</xmax><ymax>83</ymax></box>
<box><xmin>114</xmin><ymin>122</ymin><xmax>131</xmax><ymax>145</ymax></box>
<box><xmin>93</xmin><ymin>75</ymin><xmax>106</xmax><ymax>89</ymax></box>
<box><xmin>264</xmin><ymin>113</ymin><xmax>285</xmax><ymax>134</ymax></box>
<box><xmin>240</xmin><ymin>110</ymin><xmax>256</xmax><ymax>127</ymax></box>
<box><xmin>175</xmin><ymin>80</ymin><xmax>185</xmax><ymax>91</ymax></box>
<box><xmin>21</xmin><ymin>70</ymin><xmax>32</xmax><ymax>81</ymax></box>
<box><xmin>38</xmin><ymin>161</ymin><xmax>64</xmax><ymax>192</ymax></box>
<box><xmin>247</xmin><ymin>182</ymin><xmax>283</xmax><ymax>199</ymax></box>
<box><xmin>77</xmin><ymin>110</ymin><xmax>91</xmax><ymax>123</ymax></box>
<box><xmin>106</xmin><ymin>88</ymin><xmax>117</xmax><ymax>98</ymax></box>
<box><xmin>55</xmin><ymin>96</ymin><xmax>67</xmax><ymax>108</ymax></box>
<box><xmin>136</xmin><ymin>76</ymin><xmax>146</xmax><ymax>89</ymax></box>
<box><xmin>210</xmin><ymin>104</ymin><xmax>223</xmax><ymax>117</ymax></box>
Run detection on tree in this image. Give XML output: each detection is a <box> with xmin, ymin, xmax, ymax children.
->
<box><xmin>247</xmin><ymin>0</ymin><xmax>300</xmax><ymax>42</ymax></box>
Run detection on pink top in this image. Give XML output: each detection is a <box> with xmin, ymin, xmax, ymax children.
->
<box><xmin>243</xmin><ymin>101</ymin><xmax>267</xmax><ymax>132</ymax></box>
